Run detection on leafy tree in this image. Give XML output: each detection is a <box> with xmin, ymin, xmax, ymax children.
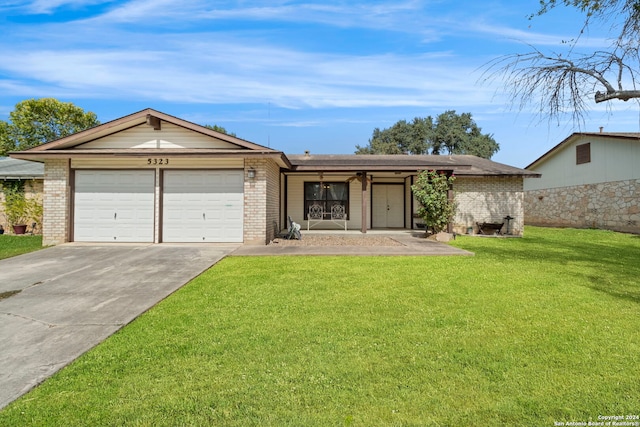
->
<box><xmin>0</xmin><ymin>121</ymin><xmax>10</xmax><ymax>156</ymax></box>
<box><xmin>356</xmin><ymin>111</ymin><xmax>499</xmax><ymax>159</ymax></box>
<box><xmin>204</xmin><ymin>124</ymin><xmax>237</xmax><ymax>137</ymax></box>
<box><xmin>411</xmin><ymin>170</ymin><xmax>456</xmax><ymax>233</ymax></box>
<box><xmin>0</xmin><ymin>98</ymin><xmax>99</xmax><ymax>155</ymax></box>
<box><xmin>483</xmin><ymin>0</ymin><xmax>640</xmax><ymax>124</ymax></box>
<box><xmin>355</xmin><ymin>117</ymin><xmax>433</xmax><ymax>155</ymax></box>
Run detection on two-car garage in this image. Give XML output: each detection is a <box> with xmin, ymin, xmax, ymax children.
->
<box><xmin>73</xmin><ymin>170</ymin><xmax>244</xmax><ymax>243</ymax></box>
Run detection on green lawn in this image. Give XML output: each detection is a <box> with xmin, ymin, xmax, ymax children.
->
<box><xmin>0</xmin><ymin>234</ymin><xmax>42</xmax><ymax>260</ymax></box>
<box><xmin>1</xmin><ymin>227</ymin><xmax>639</xmax><ymax>426</ymax></box>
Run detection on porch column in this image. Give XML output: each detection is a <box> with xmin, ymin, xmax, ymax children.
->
<box><xmin>361</xmin><ymin>171</ymin><xmax>367</xmax><ymax>233</ymax></box>
<box><xmin>447</xmin><ymin>186</ymin><xmax>454</xmax><ymax>233</ymax></box>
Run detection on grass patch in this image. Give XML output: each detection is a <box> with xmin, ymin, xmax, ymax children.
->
<box><xmin>0</xmin><ymin>289</ymin><xmax>21</xmax><ymax>300</ymax></box>
<box><xmin>1</xmin><ymin>227</ymin><xmax>639</xmax><ymax>425</ymax></box>
<box><xmin>0</xmin><ymin>235</ymin><xmax>43</xmax><ymax>260</ymax></box>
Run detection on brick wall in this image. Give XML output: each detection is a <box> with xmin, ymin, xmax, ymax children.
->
<box><xmin>525</xmin><ymin>179</ymin><xmax>640</xmax><ymax>234</ymax></box>
<box><xmin>244</xmin><ymin>159</ymin><xmax>281</xmax><ymax>244</ymax></box>
<box><xmin>453</xmin><ymin>176</ymin><xmax>524</xmax><ymax>235</ymax></box>
<box><xmin>42</xmin><ymin>160</ymin><xmax>70</xmax><ymax>245</ymax></box>
<box><xmin>265</xmin><ymin>160</ymin><xmax>281</xmax><ymax>242</ymax></box>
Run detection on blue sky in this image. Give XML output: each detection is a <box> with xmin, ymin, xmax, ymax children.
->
<box><xmin>2</xmin><ymin>0</ymin><xmax>639</xmax><ymax>167</ymax></box>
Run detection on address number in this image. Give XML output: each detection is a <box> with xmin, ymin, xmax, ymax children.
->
<box><xmin>147</xmin><ymin>158</ymin><xmax>169</xmax><ymax>165</ymax></box>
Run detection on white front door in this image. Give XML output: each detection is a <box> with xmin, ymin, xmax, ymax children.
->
<box><xmin>74</xmin><ymin>170</ymin><xmax>155</xmax><ymax>242</ymax></box>
<box><xmin>372</xmin><ymin>184</ymin><xmax>404</xmax><ymax>228</ymax></box>
<box><xmin>162</xmin><ymin>170</ymin><xmax>244</xmax><ymax>243</ymax></box>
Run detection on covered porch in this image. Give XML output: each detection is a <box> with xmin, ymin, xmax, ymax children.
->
<box><xmin>281</xmin><ymin>153</ymin><xmax>464</xmax><ymax>234</ymax></box>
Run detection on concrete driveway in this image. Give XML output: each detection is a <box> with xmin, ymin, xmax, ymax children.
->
<box><xmin>0</xmin><ymin>243</ymin><xmax>239</xmax><ymax>410</ymax></box>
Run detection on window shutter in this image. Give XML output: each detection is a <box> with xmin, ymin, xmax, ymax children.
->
<box><xmin>576</xmin><ymin>143</ymin><xmax>591</xmax><ymax>165</ymax></box>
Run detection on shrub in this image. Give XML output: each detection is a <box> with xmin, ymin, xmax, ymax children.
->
<box><xmin>411</xmin><ymin>170</ymin><xmax>456</xmax><ymax>233</ymax></box>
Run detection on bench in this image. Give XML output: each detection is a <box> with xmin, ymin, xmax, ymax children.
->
<box><xmin>476</xmin><ymin>222</ymin><xmax>504</xmax><ymax>235</ymax></box>
<box><xmin>307</xmin><ymin>204</ymin><xmax>348</xmax><ymax>230</ymax></box>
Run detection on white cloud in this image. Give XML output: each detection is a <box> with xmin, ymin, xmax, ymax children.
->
<box><xmin>82</xmin><ymin>0</ymin><xmax>432</xmax><ymax>36</ymax></box>
<box><xmin>1</xmin><ymin>0</ymin><xmax>621</xmax><ymax>136</ymax></box>
<box><xmin>468</xmin><ymin>21</ymin><xmax>610</xmax><ymax>49</ymax></box>
<box><xmin>0</xmin><ymin>0</ymin><xmax>113</xmax><ymax>14</ymax></box>
<box><xmin>0</xmin><ymin>34</ymin><xmax>494</xmax><ymax>111</ymax></box>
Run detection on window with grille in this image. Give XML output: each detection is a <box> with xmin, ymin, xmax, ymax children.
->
<box><xmin>304</xmin><ymin>182</ymin><xmax>349</xmax><ymax>219</ymax></box>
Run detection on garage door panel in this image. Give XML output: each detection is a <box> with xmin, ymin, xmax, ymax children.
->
<box><xmin>162</xmin><ymin>170</ymin><xmax>244</xmax><ymax>243</ymax></box>
<box><xmin>74</xmin><ymin>170</ymin><xmax>155</xmax><ymax>243</ymax></box>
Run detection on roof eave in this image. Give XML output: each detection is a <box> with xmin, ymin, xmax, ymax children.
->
<box><xmin>288</xmin><ymin>165</ymin><xmax>470</xmax><ymax>172</ymax></box>
<box><xmin>458</xmin><ymin>172</ymin><xmax>541</xmax><ymax>178</ymax></box>
<box><xmin>10</xmin><ymin>150</ymin><xmax>292</xmax><ymax>168</ymax></box>
<box><xmin>0</xmin><ymin>176</ymin><xmax>43</xmax><ymax>180</ymax></box>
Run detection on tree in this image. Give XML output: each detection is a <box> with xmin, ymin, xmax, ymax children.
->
<box><xmin>483</xmin><ymin>0</ymin><xmax>640</xmax><ymax>124</ymax></box>
<box><xmin>0</xmin><ymin>98</ymin><xmax>100</xmax><ymax>155</ymax></box>
<box><xmin>355</xmin><ymin>117</ymin><xmax>433</xmax><ymax>155</ymax></box>
<box><xmin>356</xmin><ymin>111</ymin><xmax>499</xmax><ymax>159</ymax></box>
<box><xmin>0</xmin><ymin>121</ymin><xmax>10</xmax><ymax>156</ymax></box>
<box><xmin>411</xmin><ymin>170</ymin><xmax>456</xmax><ymax>233</ymax></box>
<box><xmin>204</xmin><ymin>124</ymin><xmax>237</xmax><ymax>137</ymax></box>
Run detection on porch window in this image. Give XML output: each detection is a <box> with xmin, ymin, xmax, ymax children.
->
<box><xmin>304</xmin><ymin>182</ymin><xmax>349</xmax><ymax>219</ymax></box>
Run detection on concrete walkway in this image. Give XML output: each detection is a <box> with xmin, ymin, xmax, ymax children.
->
<box><xmin>232</xmin><ymin>231</ymin><xmax>474</xmax><ymax>256</ymax></box>
<box><xmin>0</xmin><ymin>243</ymin><xmax>239</xmax><ymax>410</ymax></box>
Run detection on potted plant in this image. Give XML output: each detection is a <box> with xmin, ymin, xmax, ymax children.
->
<box><xmin>2</xmin><ymin>187</ymin><xmax>30</xmax><ymax>234</ymax></box>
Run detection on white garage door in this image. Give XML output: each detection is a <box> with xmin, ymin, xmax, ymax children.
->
<box><xmin>74</xmin><ymin>170</ymin><xmax>155</xmax><ymax>242</ymax></box>
<box><xmin>162</xmin><ymin>170</ymin><xmax>244</xmax><ymax>243</ymax></box>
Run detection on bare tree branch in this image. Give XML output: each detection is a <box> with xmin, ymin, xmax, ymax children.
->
<box><xmin>481</xmin><ymin>45</ymin><xmax>640</xmax><ymax>123</ymax></box>
<box><xmin>480</xmin><ymin>1</ymin><xmax>640</xmax><ymax>124</ymax></box>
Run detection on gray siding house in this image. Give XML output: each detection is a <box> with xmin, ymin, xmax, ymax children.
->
<box><xmin>525</xmin><ymin>132</ymin><xmax>640</xmax><ymax>233</ymax></box>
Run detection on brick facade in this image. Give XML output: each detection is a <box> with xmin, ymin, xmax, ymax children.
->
<box><xmin>30</xmin><ymin>163</ymin><xmax>527</xmax><ymax>244</ymax></box>
<box><xmin>453</xmin><ymin>176</ymin><xmax>524</xmax><ymax>235</ymax></box>
<box><xmin>525</xmin><ymin>179</ymin><xmax>640</xmax><ymax>234</ymax></box>
<box><xmin>38</xmin><ymin>159</ymin><xmax>280</xmax><ymax>246</ymax></box>
<box><xmin>244</xmin><ymin>159</ymin><xmax>281</xmax><ymax>244</ymax></box>
<box><xmin>42</xmin><ymin>160</ymin><xmax>70</xmax><ymax>246</ymax></box>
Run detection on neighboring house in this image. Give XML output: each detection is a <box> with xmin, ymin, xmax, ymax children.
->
<box><xmin>10</xmin><ymin>109</ymin><xmax>537</xmax><ymax>246</ymax></box>
<box><xmin>524</xmin><ymin>132</ymin><xmax>640</xmax><ymax>234</ymax></box>
<box><xmin>0</xmin><ymin>157</ymin><xmax>44</xmax><ymax>232</ymax></box>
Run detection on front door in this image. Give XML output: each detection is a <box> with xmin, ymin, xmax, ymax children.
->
<box><xmin>372</xmin><ymin>184</ymin><xmax>404</xmax><ymax>228</ymax></box>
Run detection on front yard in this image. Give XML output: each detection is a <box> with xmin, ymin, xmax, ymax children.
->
<box><xmin>0</xmin><ymin>234</ymin><xmax>42</xmax><ymax>260</ymax></box>
<box><xmin>1</xmin><ymin>227</ymin><xmax>638</xmax><ymax>426</ymax></box>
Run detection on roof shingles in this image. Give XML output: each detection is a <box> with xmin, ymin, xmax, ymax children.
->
<box><xmin>0</xmin><ymin>157</ymin><xmax>44</xmax><ymax>179</ymax></box>
<box><xmin>288</xmin><ymin>154</ymin><xmax>538</xmax><ymax>177</ymax></box>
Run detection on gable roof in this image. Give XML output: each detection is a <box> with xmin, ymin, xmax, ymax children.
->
<box><xmin>526</xmin><ymin>132</ymin><xmax>640</xmax><ymax>170</ymax></box>
<box><xmin>288</xmin><ymin>154</ymin><xmax>539</xmax><ymax>177</ymax></box>
<box><xmin>9</xmin><ymin>108</ymin><xmax>290</xmax><ymax>167</ymax></box>
<box><xmin>27</xmin><ymin>108</ymin><xmax>272</xmax><ymax>151</ymax></box>
<box><xmin>0</xmin><ymin>157</ymin><xmax>44</xmax><ymax>180</ymax></box>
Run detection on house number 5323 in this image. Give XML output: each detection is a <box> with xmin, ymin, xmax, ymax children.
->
<box><xmin>147</xmin><ymin>158</ymin><xmax>169</xmax><ymax>165</ymax></box>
